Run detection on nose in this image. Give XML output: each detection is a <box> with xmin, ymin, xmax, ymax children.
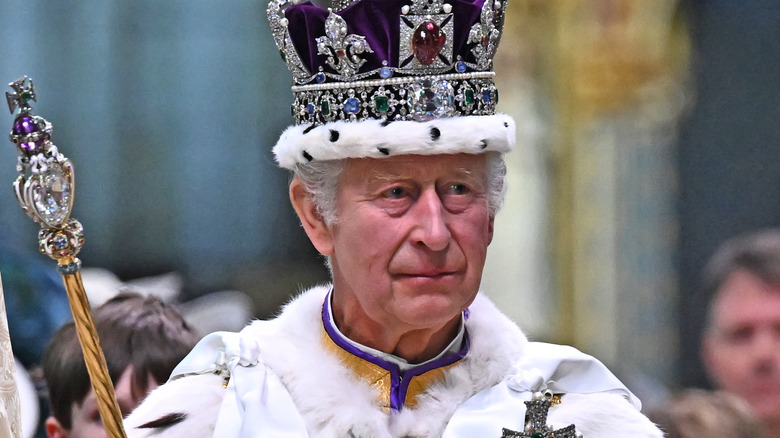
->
<box><xmin>410</xmin><ymin>188</ymin><xmax>451</xmax><ymax>252</ymax></box>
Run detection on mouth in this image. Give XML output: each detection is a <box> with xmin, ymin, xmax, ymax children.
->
<box><xmin>395</xmin><ymin>270</ymin><xmax>457</xmax><ymax>279</ymax></box>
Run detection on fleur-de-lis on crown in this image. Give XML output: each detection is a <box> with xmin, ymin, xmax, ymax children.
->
<box><xmin>315</xmin><ymin>10</ymin><xmax>374</xmax><ymax>78</ymax></box>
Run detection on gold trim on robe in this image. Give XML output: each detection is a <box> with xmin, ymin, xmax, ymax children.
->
<box><xmin>321</xmin><ymin>329</ymin><xmax>461</xmax><ymax>411</ymax></box>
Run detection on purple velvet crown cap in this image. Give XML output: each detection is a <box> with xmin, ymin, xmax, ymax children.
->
<box><xmin>282</xmin><ymin>0</ymin><xmax>501</xmax><ymax>82</ymax></box>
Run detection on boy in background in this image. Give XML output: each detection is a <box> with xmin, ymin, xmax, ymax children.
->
<box><xmin>42</xmin><ymin>292</ymin><xmax>199</xmax><ymax>438</ymax></box>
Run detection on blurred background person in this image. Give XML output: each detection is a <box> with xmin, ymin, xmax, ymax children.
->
<box><xmin>42</xmin><ymin>292</ymin><xmax>199</xmax><ymax>438</ymax></box>
<box><xmin>701</xmin><ymin>229</ymin><xmax>780</xmax><ymax>438</ymax></box>
<box><xmin>648</xmin><ymin>388</ymin><xmax>765</xmax><ymax>438</ymax></box>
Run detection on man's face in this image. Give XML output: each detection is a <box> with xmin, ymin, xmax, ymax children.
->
<box><xmin>48</xmin><ymin>366</ymin><xmax>157</xmax><ymax>438</ymax></box>
<box><xmin>327</xmin><ymin>153</ymin><xmax>494</xmax><ymax>334</ymax></box>
<box><xmin>703</xmin><ymin>269</ymin><xmax>780</xmax><ymax>423</ymax></box>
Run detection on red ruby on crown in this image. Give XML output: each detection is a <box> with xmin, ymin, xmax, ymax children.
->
<box><xmin>412</xmin><ymin>20</ymin><xmax>446</xmax><ymax>65</ymax></box>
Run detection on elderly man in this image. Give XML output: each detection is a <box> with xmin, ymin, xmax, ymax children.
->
<box><xmin>702</xmin><ymin>229</ymin><xmax>780</xmax><ymax>438</ymax></box>
<box><xmin>124</xmin><ymin>0</ymin><xmax>661</xmax><ymax>436</ymax></box>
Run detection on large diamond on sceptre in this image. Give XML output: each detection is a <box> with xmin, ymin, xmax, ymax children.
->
<box><xmin>6</xmin><ymin>77</ymin><xmax>127</xmax><ymax>438</ymax></box>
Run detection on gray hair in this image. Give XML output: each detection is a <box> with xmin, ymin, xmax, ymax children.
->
<box><xmin>292</xmin><ymin>152</ymin><xmax>507</xmax><ymax>226</ymax></box>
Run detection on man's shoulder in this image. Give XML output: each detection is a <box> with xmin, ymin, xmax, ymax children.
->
<box><xmin>123</xmin><ymin>285</ymin><xmax>332</xmax><ymax>437</ymax></box>
<box><xmin>549</xmin><ymin>392</ymin><xmax>663</xmax><ymax>437</ymax></box>
<box><xmin>509</xmin><ymin>342</ymin><xmax>663</xmax><ymax>436</ymax></box>
<box><xmin>169</xmin><ymin>284</ymin><xmax>331</xmax><ymax>378</ymax></box>
<box><xmin>446</xmin><ymin>341</ymin><xmax>662</xmax><ymax>437</ymax></box>
<box><xmin>511</xmin><ymin>341</ymin><xmax>642</xmax><ymax>409</ymax></box>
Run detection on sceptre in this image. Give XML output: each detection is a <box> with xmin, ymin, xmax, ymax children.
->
<box><xmin>6</xmin><ymin>77</ymin><xmax>127</xmax><ymax>438</ymax></box>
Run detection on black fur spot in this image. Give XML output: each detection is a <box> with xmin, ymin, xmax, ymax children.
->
<box><xmin>138</xmin><ymin>413</ymin><xmax>187</xmax><ymax>429</ymax></box>
<box><xmin>429</xmin><ymin>127</ymin><xmax>441</xmax><ymax>141</ymax></box>
<box><xmin>503</xmin><ymin>122</ymin><xmax>509</xmax><ymax>128</ymax></box>
<box><xmin>303</xmin><ymin>124</ymin><xmax>316</xmax><ymax>134</ymax></box>
<box><xmin>329</xmin><ymin>129</ymin><xmax>340</xmax><ymax>142</ymax></box>
<box><xmin>479</xmin><ymin>139</ymin><xmax>488</xmax><ymax>149</ymax></box>
<box><xmin>381</xmin><ymin>118</ymin><xmax>394</xmax><ymax>127</ymax></box>
<box><xmin>302</xmin><ymin>150</ymin><xmax>313</xmax><ymax>161</ymax></box>
<box><xmin>378</xmin><ymin>147</ymin><xmax>390</xmax><ymax>155</ymax></box>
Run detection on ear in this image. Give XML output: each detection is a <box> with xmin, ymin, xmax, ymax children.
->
<box><xmin>289</xmin><ymin>177</ymin><xmax>335</xmax><ymax>256</ymax></box>
<box><xmin>45</xmin><ymin>416</ymin><xmax>68</xmax><ymax>438</ymax></box>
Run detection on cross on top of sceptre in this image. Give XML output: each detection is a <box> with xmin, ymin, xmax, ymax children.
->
<box><xmin>6</xmin><ymin>77</ymin><xmax>36</xmax><ymax>114</ymax></box>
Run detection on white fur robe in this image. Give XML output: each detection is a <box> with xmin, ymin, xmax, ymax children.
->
<box><xmin>124</xmin><ymin>285</ymin><xmax>662</xmax><ymax>437</ymax></box>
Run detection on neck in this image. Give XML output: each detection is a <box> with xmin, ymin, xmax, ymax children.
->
<box><xmin>331</xmin><ymin>294</ymin><xmax>462</xmax><ymax>364</ymax></box>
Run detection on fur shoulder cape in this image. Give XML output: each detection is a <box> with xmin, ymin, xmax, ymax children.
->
<box><xmin>125</xmin><ymin>285</ymin><xmax>662</xmax><ymax>437</ymax></box>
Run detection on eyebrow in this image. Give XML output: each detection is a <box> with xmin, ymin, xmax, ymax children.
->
<box><xmin>367</xmin><ymin>166</ymin><xmax>480</xmax><ymax>183</ymax></box>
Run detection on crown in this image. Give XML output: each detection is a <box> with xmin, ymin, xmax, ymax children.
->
<box><xmin>268</xmin><ymin>0</ymin><xmax>508</xmax><ymax>125</ymax></box>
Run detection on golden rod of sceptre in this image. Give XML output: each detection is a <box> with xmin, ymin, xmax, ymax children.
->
<box><xmin>6</xmin><ymin>77</ymin><xmax>127</xmax><ymax>438</ymax></box>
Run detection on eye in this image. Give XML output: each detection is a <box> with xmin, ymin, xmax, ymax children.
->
<box><xmin>383</xmin><ymin>186</ymin><xmax>407</xmax><ymax>199</ymax></box>
<box><xmin>725</xmin><ymin>326</ymin><xmax>754</xmax><ymax>345</ymax></box>
<box><xmin>449</xmin><ymin>183</ymin><xmax>468</xmax><ymax>195</ymax></box>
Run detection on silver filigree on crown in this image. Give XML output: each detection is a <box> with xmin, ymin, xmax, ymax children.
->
<box><xmin>267</xmin><ymin>0</ymin><xmax>312</xmax><ymax>81</ymax></box>
<box><xmin>332</xmin><ymin>0</ymin><xmax>359</xmax><ymax>12</ymax></box>
<box><xmin>469</xmin><ymin>0</ymin><xmax>504</xmax><ymax>70</ymax></box>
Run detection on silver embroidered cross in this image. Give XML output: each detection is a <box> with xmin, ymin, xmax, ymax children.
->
<box><xmin>500</xmin><ymin>393</ymin><xmax>580</xmax><ymax>438</ymax></box>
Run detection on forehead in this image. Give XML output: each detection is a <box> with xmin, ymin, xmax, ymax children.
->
<box><xmin>341</xmin><ymin>153</ymin><xmax>488</xmax><ymax>184</ymax></box>
<box><xmin>712</xmin><ymin>269</ymin><xmax>780</xmax><ymax>325</ymax></box>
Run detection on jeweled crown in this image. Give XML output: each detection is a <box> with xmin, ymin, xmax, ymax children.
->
<box><xmin>267</xmin><ymin>0</ymin><xmax>508</xmax><ymax>125</ymax></box>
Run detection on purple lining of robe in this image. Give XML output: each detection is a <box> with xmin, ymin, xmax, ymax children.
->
<box><xmin>321</xmin><ymin>290</ymin><xmax>470</xmax><ymax>412</ymax></box>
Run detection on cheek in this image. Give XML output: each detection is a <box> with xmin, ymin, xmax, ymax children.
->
<box><xmin>456</xmin><ymin>216</ymin><xmax>493</xmax><ymax>255</ymax></box>
<box><xmin>338</xmin><ymin>215</ymin><xmax>405</xmax><ymax>258</ymax></box>
<box><xmin>711</xmin><ymin>344</ymin><xmax>751</xmax><ymax>377</ymax></box>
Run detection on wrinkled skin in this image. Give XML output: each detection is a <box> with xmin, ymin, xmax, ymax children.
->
<box><xmin>291</xmin><ymin>153</ymin><xmax>494</xmax><ymax>362</ymax></box>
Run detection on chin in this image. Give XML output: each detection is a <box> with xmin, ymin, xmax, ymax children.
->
<box><xmin>398</xmin><ymin>297</ymin><xmax>467</xmax><ymax>326</ymax></box>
